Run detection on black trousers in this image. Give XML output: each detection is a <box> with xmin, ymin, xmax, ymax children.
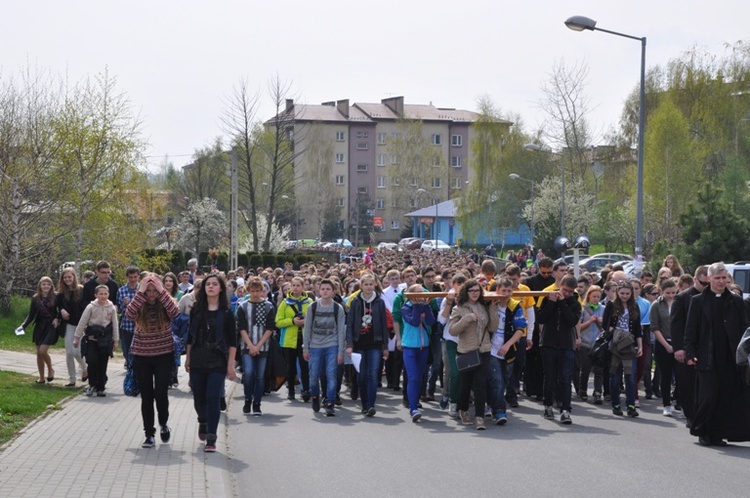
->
<box><xmin>133</xmin><ymin>353</ymin><xmax>173</xmax><ymax>437</ymax></box>
<box><xmin>84</xmin><ymin>339</ymin><xmax>110</xmax><ymax>391</ymax></box>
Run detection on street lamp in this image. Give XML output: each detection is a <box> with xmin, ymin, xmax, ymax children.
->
<box><xmin>525</xmin><ymin>142</ymin><xmax>564</xmax><ymax>237</ymax></box>
<box><xmin>509</xmin><ymin>173</ymin><xmax>535</xmax><ymax>245</ymax></box>
<box><xmin>565</xmin><ymin>15</ymin><xmax>646</xmax><ymax>259</ymax></box>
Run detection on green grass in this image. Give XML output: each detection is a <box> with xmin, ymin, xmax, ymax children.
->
<box><xmin>0</xmin><ymin>296</ymin><xmax>65</xmax><ymax>353</ymax></box>
<box><xmin>0</xmin><ymin>370</ymin><xmax>82</xmax><ymax>446</ymax></box>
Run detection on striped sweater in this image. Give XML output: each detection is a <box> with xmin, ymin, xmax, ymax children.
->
<box><xmin>126</xmin><ymin>289</ymin><xmax>179</xmax><ymax>357</ymax></box>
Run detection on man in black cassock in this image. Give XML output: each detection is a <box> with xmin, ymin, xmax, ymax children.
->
<box><xmin>685</xmin><ymin>262</ymin><xmax>750</xmax><ymax>446</ymax></box>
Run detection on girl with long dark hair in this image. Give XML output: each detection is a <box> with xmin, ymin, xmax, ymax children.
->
<box><xmin>185</xmin><ymin>274</ymin><xmax>237</xmax><ymax>452</ymax></box>
<box><xmin>56</xmin><ymin>268</ymin><xmax>87</xmax><ymax>386</ymax></box>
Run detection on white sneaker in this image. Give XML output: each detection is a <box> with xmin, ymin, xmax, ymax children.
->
<box><xmin>662</xmin><ymin>406</ymin><xmax>673</xmax><ymax>417</ymax></box>
<box><xmin>448</xmin><ymin>403</ymin><xmax>458</xmax><ymax>418</ymax></box>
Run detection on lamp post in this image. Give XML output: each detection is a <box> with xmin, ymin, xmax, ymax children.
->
<box><xmin>509</xmin><ymin>173</ymin><xmax>535</xmax><ymax>245</ymax></box>
<box><xmin>525</xmin><ymin>142</ymin><xmax>564</xmax><ymax>237</ymax></box>
<box><xmin>565</xmin><ymin>15</ymin><xmax>646</xmax><ymax>259</ymax></box>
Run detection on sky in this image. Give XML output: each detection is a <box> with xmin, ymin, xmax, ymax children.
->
<box><xmin>3</xmin><ymin>1</ymin><xmax>748</xmax><ymax>172</ymax></box>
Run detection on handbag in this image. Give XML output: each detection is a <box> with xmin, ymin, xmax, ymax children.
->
<box><xmin>265</xmin><ymin>334</ymin><xmax>288</xmax><ymax>391</ymax></box>
<box><xmin>589</xmin><ymin>332</ymin><xmax>609</xmax><ymax>366</ymax></box>
<box><xmin>456</xmin><ymin>349</ymin><xmax>481</xmax><ymax>372</ymax></box>
<box><xmin>123</xmin><ymin>363</ymin><xmax>140</xmax><ymax>397</ymax></box>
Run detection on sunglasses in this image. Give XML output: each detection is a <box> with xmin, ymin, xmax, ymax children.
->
<box><xmin>539</xmin><ymin>270</ymin><xmax>552</xmax><ymax>276</ymax></box>
<box><xmin>697</xmin><ymin>280</ymin><xmax>709</xmax><ymax>286</ymax></box>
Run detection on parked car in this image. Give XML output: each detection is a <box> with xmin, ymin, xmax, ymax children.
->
<box><xmin>578</xmin><ymin>253</ymin><xmax>634</xmax><ymax>272</ymax></box>
<box><xmin>421</xmin><ymin>240</ymin><xmax>451</xmax><ymax>251</ymax></box>
<box><xmin>726</xmin><ymin>262</ymin><xmax>750</xmax><ymax>299</ymax></box>
<box><xmin>377</xmin><ymin>242</ymin><xmax>399</xmax><ymax>251</ymax></box>
<box><xmin>398</xmin><ymin>237</ymin><xmax>419</xmax><ymax>248</ymax></box>
<box><xmin>406</xmin><ymin>238</ymin><xmax>425</xmax><ymax>250</ymax></box>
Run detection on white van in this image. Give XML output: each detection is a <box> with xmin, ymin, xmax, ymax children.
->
<box><xmin>725</xmin><ymin>262</ymin><xmax>750</xmax><ymax>299</ymax></box>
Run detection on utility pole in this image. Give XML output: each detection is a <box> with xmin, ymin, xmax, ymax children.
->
<box><xmin>230</xmin><ymin>147</ymin><xmax>238</xmax><ymax>270</ymax></box>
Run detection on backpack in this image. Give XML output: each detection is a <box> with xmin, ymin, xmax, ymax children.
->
<box><xmin>310</xmin><ymin>301</ymin><xmax>341</xmax><ymax>327</ymax></box>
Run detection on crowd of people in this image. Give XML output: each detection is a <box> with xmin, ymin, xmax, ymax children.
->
<box><xmin>17</xmin><ymin>250</ymin><xmax>750</xmax><ymax>451</ymax></box>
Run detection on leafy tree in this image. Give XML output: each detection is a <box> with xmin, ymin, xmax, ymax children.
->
<box><xmin>239</xmin><ymin>213</ymin><xmax>290</xmax><ymax>253</ymax></box>
<box><xmin>177</xmin><ymin>198</ymin><xmax>228</xmax><ymax>255</ymax></box>
<box><xmin>179</xmin><ymin>139</ymin><xmax>230</xmax><ymax>209</ymax></box>
<box><xmin>678</xmin><ymin>184</ymin><xmax>749</xmax><ymax>266</ymax></box>
<box><xmin>386</xmin><ymin>119</ymin><xmax>436</xmax><ymax>220</ymax></box>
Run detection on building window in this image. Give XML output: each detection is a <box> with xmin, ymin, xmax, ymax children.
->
<box><xmin>337</xmin><ymin>220</ymin><xmax>344</xmax><ymax>231</ymax></box>
<box><xmin>336</xmin><ymin>131</ymin><xmax>345</xmax><ymax>142</ymax></box>
<box><xmin>409</xmin><ymin>178</ymin><xmax>418</xmax><ymax>187</ymax></box>
<box><xmin>357</xmin><ymin>164</ymin><xmax>368</xmax><ymax>172</ymax></box>
<box><xmin>451</xmin><ymin>156</ymin><xmax>462</xmax><ymax>167</ymax></box>
<box><xmin>391</xmin><ymin>177</ymin><xmax>400</xmax><ymax>186</ymax></box>
<box><xmin>431</xmin><ymin>134</ymin><xmax>441</xmax><ymax>145</ymax></box>
<box><xmin>391</xmin><ymin>154</ymin><xmax>399</xmax><ymax>165</ymax></box>
<box><xmin>451</xmin><ymin>134</ymin><xmax>463</xmax><ymax>147</ymax></box>
<box><xmin>377</xmin><ymin>154</ymin><xmax>387</xmax><ymax>166</ymax></box>
<box><xmin>357</xmin><ymin>187</ymin><xmax>368</xmax><ymax>195</ymax></box>
<box><xmin>391</xmin><ymin>220</ymin><xmax>400</xmax><ymax>230</ymax></box>
<box><xmin>357</xmin><ymin>142</ymin><xmax>368</xmax><ymax>150</ymax></box>
<box><xmin>377</xmin><ymin>132</ymin><xmax>387</xmax><ymax>145</ymax></box>
<box><xmin>356</xmin><ymin>131</ymin><xmax>369</xmax><ymax>139</ymax></box>
<box><xmin>391</xmin><ymin>198</ymin><xmax>398</xmax><ymax>207</ymax></box>
<box><xmin>431</xmin><ymin>177</ymin><xmax>441</xmax><ymax>189</ymax></box>
<box><xmin>409</xmin><ymin>198</ymin><xmax>418</xmax><ymax>208</ymax></box>
<box><xmin>392</xmin><ymin>132</ymin><xmax>400</xmax><ymax>140</ymax></box>
<box><xmin>451</xmin><ymin>177</ymin><xmax>462</xmax><ymax>189</ymax></box>
<box><xmin>432</xmin><ymin>198</ymin><xmax>440</xmax><ymax>205</ymax></box>
<box><xmin>432</xmin><ymin>155</ymin><xmax>441</xmax><ymax>167</ymax></box>
<box><xmin>377</xmin><ymin>176</ymin><xmax>386</xmax><ymax>188</ymax></box>
<box><xmin>335</xmin><ymin>175</ymin><xmax>345</xmax><ymax>185</ymax></box>
<box><xmin>376</xmin><ymin>198</ymin><xmax>385</xmax><ymax>209</ymax></box>
<box><xmin>336</xmin><ymin>197</ymin><xmax>344</xmax><ymax>207</ymax></box>
<box><xmin>335</xmin><ymin>153</ymin><xmax>345</xmax><ymax>163</ymax></box>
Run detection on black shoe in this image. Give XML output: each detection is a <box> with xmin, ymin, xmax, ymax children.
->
<box><xmin>302</xmin><ymin>391</ymin><xmax>311</xmax><ymax>403</ymax></box>
<box><xmin>142</xmin><ymin>436</ymin><xmax>155</xmax><ymax>448</ymax></box>
<box><xmin>252</xmin><ymin>404</ymin><xmax>262</xmax><ymax>416</ymax></box>
<box><xmin>198</xmin><ymin>423</ymin><xmax>207</xmax><ymax>441</ymax></box>
<box><xmin>627</xmin><ymin>405</ymin><xmax>639</xmax><ymax>418</ymax></box>
<box><xmin>350</xmin><ymin>388</ymin><xmax>359</xmax><ymax>401</ymax></box>
<box><xmin>160</xmin><ymin>425</ymin><xmax>171</xmax><ymax>443</ymax></box>
<box><xmin>97</xmin><ymin>390</ymin><xmax>106</xmax><ymax>397</ymax></box>
<box><xmin>243</xmin><ymin>400</ymin><xmax>252</xmax><ymax>414</ymax></box>
<box><xmin>335</xmin><ymin>395</ymin><xmax>342</xmax><ymax>406</ymax></box>
<box><xmin>711</xmin><ymin>438</ymin><xmax>728</xmax><ymax>447</ymax></box>
<box><xmin>698</xmin><ymin>436</ymin><xmax>712</xmax><ymax>446</ymax></box>
<box><xmin>287</xmin><ymin>391</ymin><xmax>296</xmax><ymax>400</ymax></box>
<box><xmin>612</xmin><ymin>405</ymin><xmax>623</xmax><ymax>416</ymax></box>
<box><xmin>325</xmin><ymin>403</ymin><xmax>335</xmax><ymax>417</ymax></box>
<box><xmin>361</xmin><ymin>408</ymin><xmax>368</xmax><ymax>415</ymax></box>
<box><xmin>543</xmin><ymin>406</ymin><xmax>554</xmax><ymax>419</ymax></box>
<box><xmin>220</xmin><ymin>397</ymin><xmax>227</xmax><ymax>411</ymax></box>
<box><xmin>508</xmin><ymin>398</ymin><xmax>519</xmax><ymax>408</ymax></box>
<box><xmin>593</xmin><ymin>392</ymin><xmax>603</xmax><ymax>405</ymax></box>
<box><xmin>312</xmin><ymin>396</ymin><xmax>321</xmax><ymax>413</ymax></box>
<box><xmin>366</xmin><ymin>406</ymin><xmax>376</xmax><ymax>417</ymax></box>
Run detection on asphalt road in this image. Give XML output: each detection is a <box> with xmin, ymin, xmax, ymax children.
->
<box><xmin>225</xmin><ymin>383</ymin><xmax>750</xmax><ymax>497</ymax></box>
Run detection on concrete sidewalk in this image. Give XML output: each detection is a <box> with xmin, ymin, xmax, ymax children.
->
<box><xmin>0</xmin><ymin>349</ymin><xmax>238</xmax><ymax>497</ymax></box>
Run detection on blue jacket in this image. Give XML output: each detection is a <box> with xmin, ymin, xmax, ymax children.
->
<box><xmin>400</xmin><ymin>301</ymin><xmax>436</xmax><ymax>348</ymax></box>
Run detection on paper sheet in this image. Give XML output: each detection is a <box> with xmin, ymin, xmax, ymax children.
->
<box><xmin>351</xmin><ymin>352</ymin><xmax>362</xmax><ymax>373</ymax></box>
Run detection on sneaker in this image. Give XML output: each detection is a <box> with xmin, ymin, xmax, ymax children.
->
<box><xmin>627</xmin><ymin>405</ymin><xmax>639</xmax><ymax>418</ymax></box>
<box><xmin>366</xmin><ymin>407</ymin><xmax>376</xmax><ymax>418</ymax></box>
<box><xmin>86</xmin><ymin>386</ymin><xmax>95</xmax><ymax>397</ymax></box>
<box><xmin>220</xmin><ymin>397</ymin><xmax>227</xmax><ymax>411</ymax></box>
<box><xmin>204</xmin><ymin>438</ymin><xmax>217</xmax><ymax>453</ymax></box>
<box><xmin>312</xmin><ymin>396</ymin><xmax>321</xmax><ymax>413</ymax></box>
<box><xmin>662</xmin><ymin>406</ymin><xmax>673</xmax><ymax>417</ymax></box>
<box><xmin>593</xmin><ymin>392</ymin><xmax>603</xmax><ymax>405</ymax></box>
<box><xmin>580</xmin><ymin>394</ymin><xmax>588</xmax><ymax>402</ymax></box>
<box><xmin>325</xmin><ymin>403</ymin><xmax>335</xmax><ymax>417</ymax></box>
<box><xmin>361</xmin><ymin>408</ymin><xmax>368</xmax><ymax>415</ymax></box>
<box><xmin>673</xmin><ymin>404</ymin><xmax>682</xmax><ymax>412</ymax></box>
<box><xmin>411</xmin><ymin>410</ymin><xmax>422</xmax><ymax>422</ymax></box>
<box><xmin>634</xmin><ymin>399</ymin><xmax>640</xmax><ymax>408</ymax></box>
<box><xmin>484</xmin><ymin>406</ymin><xmax>493</xmax><ymax>418</ymax></box>
<box><xmin>494</xmin><ymin>413</ymin><xmax>508</xmax><ymax>426</ymax></box>
<box><xmin>302</xmin><ymin>391</ymin><xmax>311</xmax><ymax>403</ymax></box>
<box><xmin>97</xmin><ymin>390</ymin><xmax>106</xmax><ymax>397</ymax></box>
<box><xmin>448</xmin><ymin>403</ymin><xmax>458</xmax><ymax>418</ymax></box>
<box><xmin>475</xmin><ymin>417</ymin><xmax>486</xmax><ymax>430</ymax></box>
<box><xmin>612</xmin><ymin>405</ymin><xmax>623</xmax><ymax>416</ymax></box>
<box><xmin>439</xmin><ymin>396</ymin><xmax>449</xmax><ymax>410</ymax></box>
<box><xmin>507</xmin><ymin>397</ymin><xmax>519</xmax><ymax>408</ymax></box>
<box><xmin>459</xmin><ymin>410</ymin><xmax>472</xmax><ymax>425</ymax></box>
<box><xmin>198</xmin><ymin>423</ymin><xmax>207</xmax><ymax>441</ymax></box>
<box><xmin>543</xmin><ymin>406</ymin><xmax>555</xmax><ymax>420</ymax></box>
<box><xmin>142</xmin><ymin>436</ymin><xmax>155</xmax><ymax>448</ymax></box>
<box><xmin>160</xmin><ymin>425</ymin><xmax>171</xmax><ymax>443</ymax></box>
<box><xmin>335</xmin><ymin>395</ymin><xmax>343</xmax><ymax>406</ymax></box>
<box><xmin>243</xmin><ymin>400</ymin><xmax>252</xmax><ymax>414</ymax></box>
<box><xmin>252</xmin><ymin>404</ymin><xmax>262</xmax><ymax>416</ymax></box>
<box><xmin>560</xmin><ymin>410</ymin><xmax>572</xmax><ymax>425</ymax></box>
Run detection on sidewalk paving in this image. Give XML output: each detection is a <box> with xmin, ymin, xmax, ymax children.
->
<box><xmin>0</xmin><ymin>349</ymin><xmax>238</xmax><ymax>497</ymax></box>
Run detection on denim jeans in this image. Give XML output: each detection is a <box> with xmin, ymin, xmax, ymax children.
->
<box><xmin>403</xmin><ymin>347</ymin><xmax>429</xmax><ymax>413</ymax></box>
<box><xmin>487</xmin><ymin>356</ymin><xmax>513</xmax><ymax>415</ymax></box>
<box><xmin>427</xmin><ymin>337</ymin><xmax>444</xmax><ymax>395</ymax></box>
<box><xmin>610</xmin><ymin>359</ymin><xmax>637</xmax><ymax>407</ymax></box>
<box><xmin>541</xmin><ymin>348</ymin><xmax>575</xmax><ymax>412</ymax></box>
<box><xmin>356</xmin><ymin>347</ymin><xmax>382</xmax><ymax>410</ymax></box>
<box><xmin>190</xmin><ymin>370</ymin><xmax>225</xmax><ymax>437</ymax></box>
<box><xmin>241</xmin><ymin>353</ymin><xmax>267</xmax><ymax>405</ymax></box>
<box><xmin>309</xmin><ymin>346</ymin><xmax>338</xmax><ymax>402</ymax></box>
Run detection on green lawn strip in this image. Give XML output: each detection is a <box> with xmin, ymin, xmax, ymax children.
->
<box><xmin>0</xmin><ymin>370</ymin><xmax>83</xmax><ymax>447</ymax></box>
<box><xmin>0</xmin><ymin>296</ymin><xmax>66</xmax><ymax>353</ymax></box>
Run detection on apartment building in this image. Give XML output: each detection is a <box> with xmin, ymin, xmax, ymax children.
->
<box><xmin>274</xmin><ymin>96</ymin><xmax>510</xmax><ymax>242</ymax></box>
